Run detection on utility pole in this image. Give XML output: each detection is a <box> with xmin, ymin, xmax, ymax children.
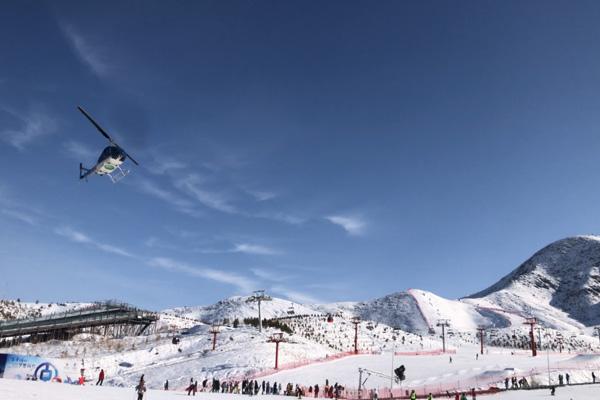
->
<box><xmin>209</xmin><ymin>324</ymin><xmax>221</xmax><ymax>351</ymax></box>
<box><xmin>523</xmin><ymin>317</ymin><xmax>537</xmax><ymax>357</ymax></box>
<box><xmin>436</xmin><ymin>319</ymin><xmax>450</xmax><ymax>353</ymax></box>
<box><xmin>390</xmin><ymin>327</ymin><xmax>399</xmax><ymax>398</ymax></box>
<box><xmin>351</xmin><ymin>317</ymin><xmax>361</xmax><ymax>354</ymax></box>
<box><xmin>358</xmin><ymin>368</ymin><xmax>364</xmax><ymax>400</ymax></box>
<box><xmin>477</xmin><ymin>326</ymin><xmax>486</xmax><ymax>355</ymax></box>
<box><xmin>268</xmin><ymin>332</ymin><xmax>287</xmax><ymax>369</ymax></box>
<box><xmin>246</xmin><ymin>290</ymin><xmax>272</xmax><ymax>332</ymax></box>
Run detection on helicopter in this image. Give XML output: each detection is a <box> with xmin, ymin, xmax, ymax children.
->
<box><xmin>77</xmin><ymin>106</ymin><xmax>139</xmax><ymax>182</ymax></box>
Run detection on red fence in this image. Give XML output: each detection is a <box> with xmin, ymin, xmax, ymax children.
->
<box><xmin>394</xmin><ymin>349</ymin><xmax>456</xmax><ymax>356</ymax></box>
<box><xmin>245</xmin><ymin>350</ymin><xmax>376</xmax><ymax>380</ymax></box>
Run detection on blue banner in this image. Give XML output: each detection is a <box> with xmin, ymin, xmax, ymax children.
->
<box><xmin>0</xmin><ymin>353</ymin><xmax>76</xmax><ymax>382</ymax></box>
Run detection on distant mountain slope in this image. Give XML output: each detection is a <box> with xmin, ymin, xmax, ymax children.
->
<box><xmin>166</xmin><ymin>296</ymin><xmax>320</xmax><ymax>323</ymax></box>
<box><xmin>0</xmin><ymin>301</ymin><xmax>92</xmax><ymax>321</ymax></box>
<box><xmin>467</xmin><ymin>236</ymin><xmax>600</xmax><ymax>328</ymax></box>
<box><xmin>353</xmin><ymin>291</ymin><xmax>431</xmax><ymax>333</ymax></box>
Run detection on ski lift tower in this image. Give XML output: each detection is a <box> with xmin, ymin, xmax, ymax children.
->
<box><xmin>556</xmin><ymin>333</ymin><xmax>564</xmax><ymax>353</ymax></box>
<box><xmin>351</xmin><ymin>317</ymin><xmax>361</xmax><ymax>354</ymax></box>
<box><xmin>246</xmin><ymin>290</ymin><xmax>272</xmax><ymax>332</ymax></box>
<box><xmin>436</xmin><ymin>319</ymin><xmax>450</xmax><ymax>353</ymax></box>
<box><xmin>268</xmin><ymin>332</ymin><xmax>287</xmax><ymax>369</ymax></box>
<box><xmin>476</xmin><ymin>325</ymin><xmax>486</xmax><ymax>355</ymax></box>
<box><xmin>209</xmin><ymin>323</ymin><xmax>221</xmax><ymax>351</ymax></box>
<box><xmin>523</xmin><ymin>317</ymin><xmax>537</xmax><ymax>357</ymax></box>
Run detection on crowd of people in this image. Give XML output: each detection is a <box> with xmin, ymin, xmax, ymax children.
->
<box><xmin>179</xmin><ymin>377</ymin><xmax>345</xmax><ymax>398</ymax></box>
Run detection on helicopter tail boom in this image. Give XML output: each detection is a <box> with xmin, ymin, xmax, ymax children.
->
<box><xmin>80</xmin><ymin>163</ymin><xmax>94</xmax><ymax>181</ymax></box>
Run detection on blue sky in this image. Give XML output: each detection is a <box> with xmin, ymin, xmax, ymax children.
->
<box><xmin>2</xmin><ymin>1</ymin><xmax>600</xmax><ymax>310</ymax></box>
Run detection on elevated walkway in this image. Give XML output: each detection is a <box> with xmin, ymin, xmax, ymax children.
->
<box><xmin>0</xmin><ymin>301</ymin><xmax>158</xmax><ymax>345</ymax></box>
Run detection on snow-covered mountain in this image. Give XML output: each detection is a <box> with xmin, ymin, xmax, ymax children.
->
<box><xmin>3</xmin><ymin>235</ymin><xmax>600</xmax><ymax>391</ymax></box>
<box><xmin>165</xmin><ymin>296</ymin><xmax>320</xmax><ymax>323</ymax></box>
<box><xmin>466</xmin><ymin>235</ymin><xmax>600</xmax><ymax>330</ymax></box>
<box><xmin>162</xmin><ymin>235</ymin><xmax>600</xmax><ymax>337</ymax></box>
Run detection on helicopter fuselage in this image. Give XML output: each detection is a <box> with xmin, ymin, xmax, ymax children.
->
<box><xmin>95</xmin><ymin>145</ymin><xmax>127</xmax><ymax>175</ymax></box>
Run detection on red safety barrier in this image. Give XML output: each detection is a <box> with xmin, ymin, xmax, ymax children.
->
<box><xmin>236</xmin><ymin>350</ymin><xmax>377</xmax><ymax>381</ymax></box>
<box><xmin>346</xmin><ymin>386</ymin><xmax>502</xmax><ymax>399</ymax></box>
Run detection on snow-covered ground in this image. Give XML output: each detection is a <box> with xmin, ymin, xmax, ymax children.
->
<box><xmin>1</xmin><ymin>378</ymin><xmax>599</xmax><ymax>400</ymax></box>
<box><xmin>2</xmin><ymin>236</ymin><xmax>600</xmax><ymax>398</ymax></box>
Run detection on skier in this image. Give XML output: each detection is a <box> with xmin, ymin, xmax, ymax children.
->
<box><xmin>460</xmin><ymin>393</ymin><xmax>467</xmax><ymax>400</ymax></box>
<box><xmin>504</xmin><ymin>378</ymin><xmax>509</xmax><ymax>390</ymax></box>
<box><xmin>164</xmin><ymin>380</ymin><xmax>169</xmax><ymax>390</ymax></box>
<box><xmin>566</xmin><ymin>373</ymin><xmax>570</xmax><ymax>385</ymax></box>
<box><xmin>410</xmin><ymin>389</ymin><xmax>416</xmax><ymax>400</ymax></box>
<box><xmin>96</xmin><ymin>369</ymin><xmax>104</xmax><ymax>386</ymax></box>
<box><xmin>187</xmin><ymin>379</ymin><xmax>195</xmax><ymax>396</ymax></box>
<box><xmin>314</xmin><ymin>384</ymin><xmax>320</xmax><ymax>398</ymax></box>
<box><xmin>593</xmin><ymin>372</ymin><xmax>596</xmax><ymax>383</ymax></box>
<box><xmin>427</xmin><ymin>393</ymin><xmax>433</xmax><ymax>400</ymax></box>
<box><xmin>449</xmin><ymin>356</ymin><xmax>453</xmax><ymax>363</ymax></box>
<box><xmin>135</xmin><ymin>380</ymin><xmax>147</xmax><ymax>400</ymax></box>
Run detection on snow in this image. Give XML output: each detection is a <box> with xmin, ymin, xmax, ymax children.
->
<box><xmin>2</xmin><ymin>368</ymin><xmax>600</xmax><ymax>400</ymax></box>
<box><xmin>2</xmin><ymin>235</ymin><xmax>600</xmax><ymax>399</ymax></box>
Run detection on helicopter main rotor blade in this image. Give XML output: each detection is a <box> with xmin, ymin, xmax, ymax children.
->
<box><xmin>122</xmin><ymin>149</ymin><xmax>139</xmax><ymax>166</ymax></box>
<box><xmin>77</xmin><ymin>106</ymin><xmax>114</xmax><ymax>143</ymax></box>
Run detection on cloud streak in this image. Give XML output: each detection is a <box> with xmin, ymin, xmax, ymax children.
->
<box><xmin>55</xmin><ymin>226</ymin><xmax>135</xmax><ymax>258</ymax></box>
<box><xmin>271</xmin><ymin>285</ymin><xmax>322</xmax><ymax>304</ymax></box>
<box><xmin>148</xmin><ymin>257</ymin><xmax>255</xmax><ymax>293</ymax></box>
<box><xmin>175</xmin><ymin>174</ymin><xmax>237</xmax><ymax>214</ymax></box>
<box><xmin>135</xmin><ymin>178</ymin><xmax>203</xmax><ymax>217</ymax></box>
<box><xmin>1</xmin><ymin>209</ymin><xmax>37</xmax><ymax>226</ymax></box>
<box><xmin>61</xmin><ymin>24</ymin><xmax>111</xmax><ymax>78</ymax></box>
<box><xmin>325</xmin><ymin>215</ymin><xmax>366</xmax><ymax>236</ymax></box>
<box><xmin>232</xmin><ymin>243</ymin><xmax>281</xmax><ymax>255</ymax></box>
<box><xmin>63</xmin><ymin>140</ymin><xmax>96</xmax><ymax>160</ymax></box>
<box><xmin>0</xmin><ymin>108</ymin><xmax>57</xmax><ymax>150</ymax></box>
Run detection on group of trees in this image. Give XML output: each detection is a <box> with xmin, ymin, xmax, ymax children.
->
<box><xmin>241</xmin><ymin>317</ymin><xmax>294</xmax><ymax>334</ymax></box>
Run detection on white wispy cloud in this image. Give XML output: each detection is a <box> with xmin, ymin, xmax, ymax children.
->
<box><xmin>63</xmin><ymin>140</ymin><xmax>96</xmax><ymax>160</ymax></box>
<box><xmin>250</xmin><ymin>267</ymin><xmax>290</xmax><ymax>283</ymax></box>
<box><xmin>135</xmin><ymin>178</ymin><xmax>203</xmax><ymax>217</ymax></box>
<box><xmin>246</xmin><ymin>189</ymin><xmax>277</xmax><ymax>202</ymax></box>
<box><xmin>148</xmin><ymin>257</ymin><xmax>255</xmax><ymax>293</ymax></box>
<box><xmin>325</xmin><ymin>215</ymin><xmax>366</xmax><ymax>236</ymax></box>
<box><xmin>151</xmin><ymin>159</ymin><xmax>187</xmax><ymax>175</ymax></box>
<box><xmin>232</xmin><ymin>243</ymin><xmax>281</xmax><ymax>255</ymax></box>
<box><xmin>255</xmin><ymin>211</ymin><xmax>305</xmax><ymax>225</ymax></box>
<box><xmin>0</xmin><ymin>108</ymin><xmax>57</xmax><ymax>150</ymax></box>
<box><xmin>175</xmin><ymin>174</ymin><xmax>237</xmax><ymax>214</ymax></box>
<box><xmin>271</xmin><ymin>285</ymin><xmax>322</xmax><ymax>304</ymax></box>
<box><xmin>55</xmin><ymin>226</ymin><xmax>135</xmax><ymax>258</ymax></box>
<box><xmin>1</xmin><ymin>209</ymin><xmax>37</xmax><ymax>226</ymax></box>
<box><xmin>61</xmin><ymin>24</ymin><xmax>111</xmax><ymax>78</ymax></box>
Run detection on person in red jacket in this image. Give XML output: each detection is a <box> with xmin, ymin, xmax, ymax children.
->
<box><xmin>96</xmin><ymin>369</ymin><xmax>105</xmax><ymax>386</ymax></box>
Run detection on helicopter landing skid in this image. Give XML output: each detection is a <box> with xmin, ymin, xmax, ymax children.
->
<box><xmin>107</xmin><ymin>165</ymin><xmax>130</xmax><ymax>183</ymax></box>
